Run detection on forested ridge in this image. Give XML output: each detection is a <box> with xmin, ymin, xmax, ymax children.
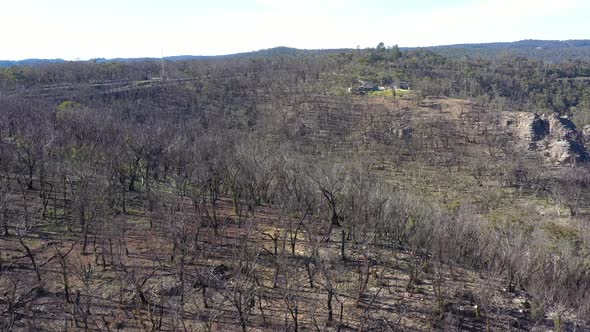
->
<box><xmin>1</xmin><ymin>44</ymin><xmax>590</xmax><ymax>331</ymax></box>
<box><xmin>421</xmin><ymin>39</ymin><xmax>590</xmax><ymax>63</ymax></box>
<box><xmin>3</xmin><ymin>42</ymin><xmax>590</xmax><ymax>124</ymax></box>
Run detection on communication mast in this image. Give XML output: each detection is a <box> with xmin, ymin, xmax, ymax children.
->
<box><xmin>161</xmin><ymin>48</ymin><xmax>165</xmax><ymax>80</ymax></box>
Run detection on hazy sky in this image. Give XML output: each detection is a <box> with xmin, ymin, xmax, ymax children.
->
<box><xmin>1</xmin><ymin>0</ymin><xmax>588</xmax><ymax>60</ymax></box>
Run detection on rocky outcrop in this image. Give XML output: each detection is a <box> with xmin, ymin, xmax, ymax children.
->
<box><xmin>547</xmin><ymin>141</ymin><xmax>576</xmax><ymax>164</ymax></box>
<box><xmin>504</xmin><ymin>113</ymin><xmax>588</xmax><ymax>165</ymax></box>
<box><xmin>582</xmin><ymin>125</ymin><xmax>590</xmax><ymax>144</ymax></box>
<box><xmin>530</xmin><ymin>114</ymin><xmax>550</xmax><ymax>141</ymax></box>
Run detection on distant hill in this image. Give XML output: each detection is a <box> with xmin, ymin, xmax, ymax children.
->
<box><xmin>0</xmin><ymin>58</ymin><xmax>65</xmax><ymax>67</ymax></box>
<box><xmin>414</xmin><ymin>39</ymin><xmax>590</xmax><ymax>62</ymax></box>
<box><xmin>160</xmin><ymin>47</ymin><xmax>350</xmax><ymax>60</ymax></box>
<box><xmin>3</xmin><ymin>40</ymin><xmax>590</xmax><ymax>67</ymax></box>
<box><xmin>236</xmin><ymin>46</ymin><xmax>351</xmax><ymax>57</ymax></box>
<box><xmin>0</xmin><ymin>47</ymin><xmax>350</xmax><ymax>67</ymax></box>
<box><xmin>425</xmin><ymin>39</ymin><xmax>590</xmax><ymax>50</ymax></box>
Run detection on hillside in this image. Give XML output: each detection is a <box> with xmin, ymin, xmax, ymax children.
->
<box><xmin>0</xmin><ymin>47</ymin><xmax>349</xmax><ymax>67</ymax></box>
<box><xmin>419</xmin><ymin>39</ymin><xmax>590</xmax><ymax>62</ymax></box>
<box><xmin>1</xmin><ymin>47</ymin><xmax>590</xmax><ymax>331</ymax></box>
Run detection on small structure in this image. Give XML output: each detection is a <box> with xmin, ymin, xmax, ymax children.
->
<box><xmin>392</xmin><ymin>81</ymin><xmax>410</xmax><ymax>90</ymax></box>
<box><xmin>349</xmin><ymin>80</ymin><xmax>380</xmax><ymax>94</ymax></box>
<box><xmin>359</xmin><ymin>81</ymin><xmax>378</xmax><ymax>91</ymax></box>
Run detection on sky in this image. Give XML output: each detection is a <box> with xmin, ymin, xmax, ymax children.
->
<box><xmin>1</xmin><ymin>0</ymin><xmax>589</xmax><ymax>60</ymax></box>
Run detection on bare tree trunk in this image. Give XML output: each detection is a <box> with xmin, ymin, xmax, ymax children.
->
<box><xmin>27</xmin><ymin>166</ymin><xmax>34</xmax><ymax>190</ymax></box>
<box><xmin>305</xmin><ymin>259</ymin><xmax>315</xmax><ymax>288</ymax></box>
<box><xmin>341</xmin><ymin>229</ymin><xmax>346</xmax><ymax>261</ymax></box>
<box><xmin>19</xmin><ymin>237</ymin><xmax>41</xmax><ymax>282</ymax></box>
<box><xmin>327</xmin><ymin>289</ymin><xmax>334</xmax><ymax>323</ymax></box>
<box><xmin>55</xmin><ymin>243</ymin><xmax>76</xmax><ymax>303</ymax></box>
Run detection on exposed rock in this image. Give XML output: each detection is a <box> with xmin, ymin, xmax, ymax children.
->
<box><xmin>397</xmin><ymin>126</ymin><xmax>413</xmax><ymax>139</ymax></box>
<box><xmin>530</xmin><ymin>113</ymin><xmax>550</xmax><ymax>141</ymax></box>
<box><xmin>583</xmin><ymin>125</ymin><xmax>590</xmax><ymax>143</ymax></box>
<box><xmin>508</xmin><ymin>113</ymin><xmax>547</xmax><ymax>143</ymax></box>
<box><xmin>547</xmin><ymin>114</ymin><xmax>576</xmax><ymax>141</ymax></box>
<box><xmin>547</xmin><ymin>141</ymin><xmax>575</xmax><ymax>164</ymax></box>
<box><xmin>503</xmin><ymin>112</ymin><xmax>588</xmax><ymax>165</ymax></box>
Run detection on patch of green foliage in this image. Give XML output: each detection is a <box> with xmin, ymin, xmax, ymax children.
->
<box><xmin>541</xmin><ymin>222</ymin><xmax>582</xmax><ymax>250</ymax></box>
<box><xmin>367</xmin><ymin>89</ymin><xmax>411</xmax><ymax>98</ymax></box>
<box><xmin>57</xmin><ymin>100</ymin><xmax>83</xmax><ymax>112</ymax></box>
<box><xmin>485</xmin><ymin>210</ymin><xmax>534</xmax><ymax>235</ymax></box>
<box><xmin>56</xmin><ymin>100</ymin><xmax>84</xmax><ymax>121</ymax></box>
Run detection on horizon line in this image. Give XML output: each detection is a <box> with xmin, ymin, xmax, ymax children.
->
<box><xmin>1</xmin><ymin>38</ymin><xmax>589</xmax><ymax>63</ymax></box>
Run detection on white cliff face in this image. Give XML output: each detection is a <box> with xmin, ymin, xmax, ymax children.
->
<box><xmin>503</xmin><ymin>113</ymin><xmax>588</xmax><ymax>165</ymax></box>
<box><xmin>583</xmin><ymin>125</ymin><xmax>590</xmax><ymax>143</ymax></box>
<box><xmin>547</xmin><ymin>140</ymin><xmax>575</xmax><ymax>164</ymax></box>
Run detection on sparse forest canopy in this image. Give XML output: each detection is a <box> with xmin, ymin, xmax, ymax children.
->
<box><xmin>2</xmin><ymin>42</ymin><xmax>590</xmax><ymax>125</ymax></box>
<box><xmin>1</xmin><ymin>43</ymin><xmax>590</xmax><ymax>330</ymax></box>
